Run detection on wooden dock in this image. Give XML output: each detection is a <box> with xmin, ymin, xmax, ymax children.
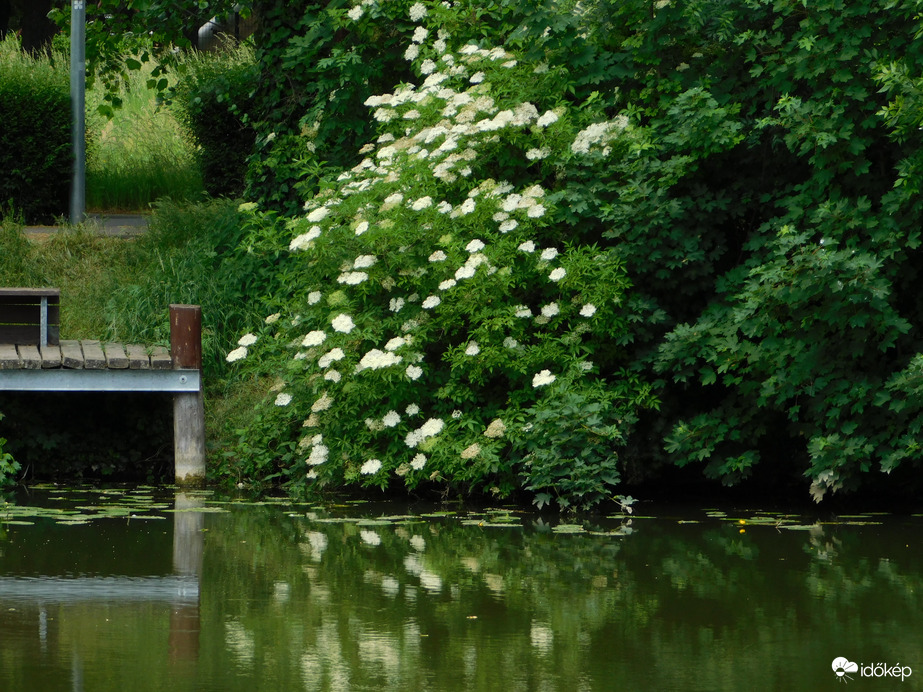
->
<box><xmin>0</xmin><ymin>295</ymin><xmax>205</xmax><ymax>484</ymax></box>
<box><xmin>0</xmin><ymin>339</ymin><xmax>199</xmax><ymax>392</ymax></box>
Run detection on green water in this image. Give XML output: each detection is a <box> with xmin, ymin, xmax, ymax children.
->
<box><xmin>0</xmin><ymin>489</ymin><xmax>920</xmax><ymax>691</ymax></box>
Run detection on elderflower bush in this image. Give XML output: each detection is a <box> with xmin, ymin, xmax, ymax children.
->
<box><xmin>228</xmin><ymin>7</ymin><xmax>656</xmax><ymax>509</ymax></box>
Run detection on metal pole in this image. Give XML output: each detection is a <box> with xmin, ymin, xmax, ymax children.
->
<box><xmin>69</xmin><ymin>0</ymin><xmax>86</xmax><ymax>224</ymax></box>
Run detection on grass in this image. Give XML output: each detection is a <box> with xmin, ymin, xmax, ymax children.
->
<box><xmin>86</xmin><ymin>59</ymin><xmax>204</xmax><ymax>212</ymax></box>
<box><xmin>0</xmin><ymin>199</ymin><xmax>268</xmax><ymax>472</ymax></box>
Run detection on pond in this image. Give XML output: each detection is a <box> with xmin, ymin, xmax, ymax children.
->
<box><xmin>0</xmin><ymin>488</ymin><xmax>920</xmax><ymax>691</ymax></box>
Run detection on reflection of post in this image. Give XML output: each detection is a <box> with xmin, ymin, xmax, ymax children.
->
<box><xmin>170</xmin><ymin>493</ymin><xmax>204</xmax><ymax>662</ymax></box>
<box><xmin>170</xmin><ymin>304</ymin><xmax>206</xmax><ymax>487</ymax></box>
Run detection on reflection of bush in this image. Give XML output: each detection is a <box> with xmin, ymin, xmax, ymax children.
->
<box><xmin>199</xmin><ymin>506</ymin><xmax>923</xmax><ymax>691</ymax></box>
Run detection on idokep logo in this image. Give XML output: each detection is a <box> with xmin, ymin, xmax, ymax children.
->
<box><xmin>832</xmin><ymin>657</ymin><xmax>913</xmax><ymax>683</ymax></box>
<box><xmin>832</xmin><ymin>658</ymin><xmax>859</xmax><ymax>683</ymax></box>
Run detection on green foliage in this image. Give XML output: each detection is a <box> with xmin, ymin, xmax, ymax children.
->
<box><xmin>86</xmin><ymin>54</ymin><xmax>204</xmax><ymax>210</ymax></box>
<box><xmin>0</xmin><ymin>36</ymin><xmax>71</xmax><ymax>224</ymax></box>
<box><xmin>221</xmin><ymin>0</ymin><xmax>923</xmax><ymax>505</ymax></box>
<box><xmin>225</xmin><ymin>22</ymin><xmax>659</xmax><ymax>509</ymax></box>
<box><xmin>49</xmin><ymin>0</ymin><xmax>243</xmax><ymax>116</ymax></box>
<box><xmin>172</xmin><ymin>44</ymin><xmax>258</xmax><ymax>197</ymax></box>
<box><xmin>599</xmin><ymin>0</ymin><xmax>923</xmax><ymax>500</ymax></box>
<box><xmin>0</xmin><ymin>412</ymin><xmax>20</xmax><ymax>489</ymax></box>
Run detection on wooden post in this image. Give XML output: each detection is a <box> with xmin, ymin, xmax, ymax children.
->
<box><xmin>170</xmin><ymin>305</ymin><xmax>205</xmax><ymax>486</ymax></box>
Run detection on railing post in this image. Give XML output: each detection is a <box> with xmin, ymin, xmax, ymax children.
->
<box><xmin>170</xmin><ymin>304</ymin><xmax>205</xmax><ymax>486</ymax></box>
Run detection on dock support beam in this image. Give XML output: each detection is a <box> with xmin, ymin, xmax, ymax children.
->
<box><xmin>170</xmin><ymin>305</ymin><xmax>205</xmax><ymax>486</ymax></box>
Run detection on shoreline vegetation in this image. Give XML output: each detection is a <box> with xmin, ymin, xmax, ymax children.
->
<box><xmin>3</xmin><ymin>1</ymin><xmax>923</xmax><ymax>513</ymax></box>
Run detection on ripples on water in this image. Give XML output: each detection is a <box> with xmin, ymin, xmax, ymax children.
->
<box><xmin>0</xmin><ymin>489</ymin><xmax>920</xmax><ymax>691</ymax></box>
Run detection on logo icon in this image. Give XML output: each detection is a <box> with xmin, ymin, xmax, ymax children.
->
<box><xmin>833</xmin><ymin>657</ymin><xmax>859</xmax><ymax>683</ymax></box>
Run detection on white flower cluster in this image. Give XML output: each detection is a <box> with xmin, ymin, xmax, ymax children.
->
<box><xmin>405</xmin><ymin>417</ymin><xmax>445</xmax><ymax>448</ymax></box>
<box><xmin>357</xmin><ymin>348</ymin><xmax>403</xmax><ymax>371</ymax></box>
<box><xmin>305</xmin><ymin>434</ymin><xmax>328</xmax><ymax>466</ymax></box>
<box><xmin>571</xmin><ymin>116</ymin><xmax>629</xmax><ymax>155</ymax></box>
<box><xmin>361</xmin><ymin>458</ymin><xmax>383</xmax><ymax>475</ymax></box>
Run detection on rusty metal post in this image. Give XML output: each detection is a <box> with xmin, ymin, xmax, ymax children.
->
<box><xmin>170</xmin><ymin>305</ymin><xmax>205</xmax><ymax>486</ymax></box>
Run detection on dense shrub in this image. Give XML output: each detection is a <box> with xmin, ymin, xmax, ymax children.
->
<box><xmin>224</xmin><ymin>4</ymin><xmax>658</xmax><ymax>509</ymax></box>
<box><xmin>173</xmin><ymin>44</ymin><xmax>258</xmax><ymax>198</ymax></box>
<box><xmin>0</xmin><ymin>36</ymin><xmax>71</xmax><ymax>224</ymax></box>
<box><xmin>222</xmin><ymin>0</ymin><xmax>923</xmax><ymax>508</ymax></box>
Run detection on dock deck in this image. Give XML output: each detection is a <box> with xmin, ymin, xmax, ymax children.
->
<box><xmin>0</xmin><ymin>339</ymin><xmax>199</xmax><ymax>392</ymax></box>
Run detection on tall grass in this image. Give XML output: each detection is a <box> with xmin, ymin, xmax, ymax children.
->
<box><xmin>0</xmin><ymin>200</ymin><xmax>258</xmax><ymax>380</ymax></box>
<box><xmin>86</xmin><ymin>59</ymin><xmax>204</xmax><ymax>211</ymax></box>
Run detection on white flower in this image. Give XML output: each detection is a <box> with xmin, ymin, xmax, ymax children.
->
<box><xmin>499</xmin><ymin>219</ymin><xmax>518</xmax><ymax>233</ymax></box>
<box><xmin>461</xmin><ymin>443</ymin><xmax>481</xmax><ymax>459</ymax></box>
<box><xmin>338</xmin><ymin>271</ymin><xmax>368</xmax><ymax>285</ymax></box>
<box><xmin>503</xmin><ymin>337</ymin><xmax>518</xmax><ymax>348</ymax></box>
<box><xmin>332</xmin><ymin>314</ymin><xmax>356</xmax><ymax>333</ymax></box>
<box><xmin>459</xmin><ymin>198</ymin><xmax>476</xmax><ymax>215</ymax></box>
<box><xmin>514</xmin><ymin>305</ymin><xmax>532</xmax><ymax>318</ymax></box>
<box><xmin>324</xmin><ymin>369</ymin><xmax>341</xmax><ymax>383</ymax></box>
<box><xmin>318</xmin><ymin>347</ymin><xmax>345</xmax><ymax>368</ymax></box>
<box><xmin>549</xmin><ymin>267</ymin><xmax>567</xmax><ymax>282</ymax></box>
<box><xmin>361</xmin><ymin>459</ymin><xmax>383</xmax><ymax>475</ymax></box>
<box><xmin>389</xmin><ymin>297</ymin><xmax>406</xmax><ymax>312</ymax></box>
<box><xmin>420</xmin><ymin>59</ymin><xmax>436</xmax><ymax>74</ymax></box>
<box><xmin>347</xmin><ymin>5</ymin><xmax>364</xmax><ymax>20</ymax></box>
<box><xmin>422</xmin><ymin>296</ymin><xmax>441</xmax><ymax>309</ymax></box>
<box><xmin>383</xmin><ymin>192</ymin><xmax>404</xmax><ymax>209</ymax></box>
<box><xmin>410</xmin><ymin>453</ymin><xmax>427</xmax><ymax>470</ymax></box>
<box><xmin>532</xmin><ymin>369</ymin><xmax>556</xmax><ymax>387</ymax></box>
<box><xmin>541</xmin><ymin>303</ymin><xmax>559</xmax><ymax>317</ymax></box>
<box><xmin>484</xmin><ymin>419</ymin><xmax>506</xmax><ymax>438</ymax></box>
<box><xmin>275</xmin><ymin>393</ymin><xmax>293</xmax><ymax>407</ymax></box>
<box><xmin>455</xmin><ymin>265</ymin><xmax>476</xmax><ymax>280</ymax></box>
<box><xmin>540</xmin><ymin>247</ymin><xmax>558</xmax><ymax>261</ymax></box>
<box><xmin>404</xmin><ymin>44</ymin><xmax>420</xmax><ymax>61</ymax></box>
<box><xmin>527</xmin><ymin>204</ymin><xmax>546</xmax><ymax>218</ymax></box>
<box><xmin>412</xmin><ymin>196</ymin><xmax>433</xmax><ymax>211</ymax></box>
<box><xmin>536</xmin><ymin>110</ymin><xmax>559</xmax><ymax>127</ymax></box>
<box><xmin>265</xmin><ymin>313</ymin><xmax>280</xmax><ymax>324</ymax></box>
<box><xmin>412</xmin><ymin>26</ymin><xmax>429</xmax><ymax>43</ymax></box>
<box><xmin>465</xmin><ymin>341</ymin><xmax>480</xmax><ymax>356</ymax></box>
<box><xmin>403</xmin><ymin>109</ymin><xmax>421</xmax><ymax>120</ymax></box>
<box><xmin>358</xmin><ymin>348</ymin><xmax>403</xmax><ymax>370</ymax></box>
<box><xmin>406</xmin><ymin>403</ymin><xmax>420</xmax><ymax>415</ymax></box>
<box><xmin>465</xmin><ymin>239</ymin><xmax>485</xmax><ymax>253</ymax></box>
<box><xmin>238</xmin><ymin>333</ymin><xmax>258</xmax><ymax>347</ymax></box>
<box><xmin>306</xmin><ymin>207</ymin><xmax>330</xmax><ymax>223</ymax></box>
<box><xmin>410</xmin><ymin>2</ymin><xmax>427</xmax><ymax>20</ymax></box>
<box><xmin>308</xmin><ymin>291</ymin><xmax>322</xmax><ymax>304</ymax></box>
<box><xmin>355</xmin><ymin>221</ymin><xmax>369</xmax><ymax>235</ymax></box>
<box><xmin>406</xmin><ymin>364</ymin><xmax>423</xmax><ymax>380</ymax></box>
<box><xmin>311</xmin><ymin>392</ymin><xmax>333</xmax><ymax>412</ymax></box>
<box><xmin>226</xmin><ymin>346</ymin><xmax>247</xmax><ymax>362</ymax></box>
<box><xmin>429</xmin><ymin>250</ymin><xmax>447</xmax><ymax>262</ymax></box>
<box><xmin>308</xmin><ymin>443</ymin><xmax>328</xmax><ymax>465</ymax></box>
<box><xmin>353</xmin><ymin>254</ymin><xmax>377</xmax><ymax>269</ymax></box>
<box><xmin>439</xmin><ymin>279</ymin><xmax>457</xmax><ymax>290</ymax></box>
<box><xmin>405</xmin><ymin>417</ymin><xmax>445</xmax><ymax>448</ymax></box>
<box><xmin>302</xmin><ymin>330</ymin><xmax>326</xmax><ymax>347</ymax></box>
<box><xmin>452</xmin><ymin>409</ymin><xmax>462</xmax><ymax>419</ymax></box>
<box><xmin>518</xmin><ymin>241</ymin><xmax>536</xmax><ymax>253</ymax></box>
<box><xmin>382</xmin><ymin>410</ymin><xmax>401</xmax><ymax>427</ymax></box>
<box><xmin>526</xmin><ymin>148</ymin><xmax>550</xmax><ymax>160</ymax></box>
<box><xmin>579</xmin><ymin>304</ymin><xmax>597</xmax><ymax>317</ymax></box>
<box><xmin>470</xmin><ymin>72</ymin><xmax>485</xmax><ymax>83</ymax></box>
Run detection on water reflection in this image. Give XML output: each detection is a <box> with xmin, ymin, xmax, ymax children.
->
<box><xmin>0</xmin><ymin>494</ymin><xmax>921</xmax><ymax>691</ymax></box>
